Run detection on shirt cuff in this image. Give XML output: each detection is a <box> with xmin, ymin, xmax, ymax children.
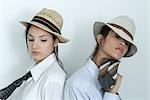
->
<box><xmin>103</xmin><ymin>92</ymin><xmax>120</xmax><ymax>100</ymax></box>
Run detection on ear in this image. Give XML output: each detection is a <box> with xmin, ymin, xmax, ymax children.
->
<box><xmin>96</xmin><ymin>34</ymin><xmax>104</xmax><ymax>45</ymax></box>
<box><xmin>54</xmin><ymin>38</ymin><xmax>59</xmax><ymax>47</ymax></box>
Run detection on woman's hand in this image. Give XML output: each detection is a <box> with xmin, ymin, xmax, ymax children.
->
<box><xmin>110</xmin><ymin>73</ymin><xmax>122</xmax><ymax>94</ymax></box>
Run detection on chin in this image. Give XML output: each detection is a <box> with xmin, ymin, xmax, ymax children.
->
<box><xmin>111</xmin><ymin>55</ymin><xmax>122</xmax><ymax>60</ymax></box>
<box><xmin>33</xmin><ymin>57</ymin><xmax>42</xmax><ymax>63</ymax></box>
<box><xmin>35</xmin><ymin>59</ymin><xmax>42</xmax><ymax>64</ymax></box>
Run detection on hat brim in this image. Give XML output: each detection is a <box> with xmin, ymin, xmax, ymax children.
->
<box><xmin>93</xmin><ymin>22</ymin><xmax>137</xmax><ymax>57</ymax></box>
<box><xmin>20</xmin><ymin>21</ymin><xmax>69</xmax><ymax>43</ymax></box>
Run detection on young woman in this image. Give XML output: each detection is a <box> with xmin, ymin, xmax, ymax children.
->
<box><xmin>0</xmin><ymin>8</ymin><xmax>69</xmax><ymax>100</ymax></box>
<box><xmin>64</xmin><ymin>16</ymin><xmax>137</xmax><ymax>100</ymax></box>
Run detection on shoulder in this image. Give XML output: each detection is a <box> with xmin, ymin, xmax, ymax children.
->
<box><xmin>49</xmin><ymin>61</ymin><xmax>66</xmax><ymax>76</ymax></box>
<box><xmin>66</xmin><ymin>66</ymin><xmax>93</xmax><ymax>91</ymax></box>
<box><xmin>43</xmin><ymin>61</ymin><xmax>66</xmax><ymax>85</ymax></box>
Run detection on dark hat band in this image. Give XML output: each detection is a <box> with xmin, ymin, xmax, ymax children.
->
<box><xmin>32</xmin><ymin>16</ymin><xmax>61</xmax><ymax>34</ymax></box>
<box><xmin>107</xmin><ymin>23</ymin><xmax>133</xmax><ymax>40</ymax></box>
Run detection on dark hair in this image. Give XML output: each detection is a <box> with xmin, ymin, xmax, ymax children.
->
<box><xmin>25</xmin><ymin>24</ymin><xmax>64</xmax><ymax>70</ymax></box>
<box><xmin>92</xmin><ymin>25</ymin><xmax>112</xmax><ymax>57</ymax></box>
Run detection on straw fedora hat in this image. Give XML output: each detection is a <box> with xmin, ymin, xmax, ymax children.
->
<box><xmin>20</xmin><ymin>8</ymin><xmax>69</xmax><ymax>43</ymax></box>
<box><xmin>93</xmin><ymin>16</ymin><xmax>137</xmax><ymax>57</ymax></box>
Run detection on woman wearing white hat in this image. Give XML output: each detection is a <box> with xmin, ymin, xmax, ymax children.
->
<box><xmin>64</xmin><ymin>16</ymin><xmax>137</xmax><ymax>100</ymax></box>
<box><xmin>0</xmin><ymin>8</ymin><xmax>69</xmax><ymax>100</ymax></box>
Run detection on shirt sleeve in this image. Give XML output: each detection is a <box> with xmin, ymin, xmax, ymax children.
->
<box><xmin>103</xmin><ymin>92</ymin><xmax>120</xmax><ymax>100</ymax></box>
<box><xmin>64</xmin><ymin>80</ymin><xmax>120</xmax><ymax>100</ymax></box>
<box><xmin>64</xmin><ymin>80</ymin><xmax>103</xmax><ymax>100</ymax></box>
<box><xmin>41</xmin><ymin>77</ymin><xmax>65</xmax><ymax>100</ymax></box>
<box><xmin>64</xmin><ymin>83</ymin><xmax>91</xmax><ymax>100</ymax></box>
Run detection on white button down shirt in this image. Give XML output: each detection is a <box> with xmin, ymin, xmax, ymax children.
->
<box><xmin>8</xmin><ymin>53</ymin><xmax>66</xmax><ymax>100</ymax></box>
<box><xmin>64</xmin><ymin>58</ymin><xmax>120</xmax><ymax>100</ymax></box>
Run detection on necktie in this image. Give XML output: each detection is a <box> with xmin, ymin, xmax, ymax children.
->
<box><xmin>98</xmin><ymin>60</ymin><xmax>120</xmax><ymax>91</ymax></box>
<box><xmin>98</xmin><ymin>60</ymin><xmax>122</xmax><ymax>100</ymax></box>
<box><xmin>0</xmin><ymin>71</ymin><xmax>32</xmax><ymax>100</ymax></box>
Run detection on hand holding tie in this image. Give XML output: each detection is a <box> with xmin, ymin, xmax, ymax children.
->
<box><xmin>98</xmin><ymin>60</ymin><xmax>122</xmax><ymax>93</ymax></box>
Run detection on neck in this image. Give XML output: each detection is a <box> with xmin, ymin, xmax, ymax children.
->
<box><xmin>92</xmin><ymin>55</ymin><xmax>104</xmax><ymax>68</ymax></box>
<box><xmin>92</xmin><ymin>50</ymin><xmax>112</xmax><ymax>68</ymax></box>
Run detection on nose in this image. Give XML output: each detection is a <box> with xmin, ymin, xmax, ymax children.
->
<box><xmin>32</xmin><ymin>41</ymin><xmax>39</xmax><ymax>49</ymax></box>
<box><xmin>120</xmin><ymin>40</ymin><xmax>126</xmax><ymax>47</ymax></box>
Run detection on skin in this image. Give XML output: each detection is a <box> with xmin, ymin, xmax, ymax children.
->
<box><xmin>93</xmin><ymin>30</ymin><xmax>130</xmax><ymax>94</ymax></box>
<box><xmin>27</xmin><ymin>25</ymin><xmax>59</xmax><ymax>64</ymax></box>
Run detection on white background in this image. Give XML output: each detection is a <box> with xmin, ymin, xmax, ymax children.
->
<box><xmin>0</xmin><ymin>0</ymin><xmax>149</xmax><ymax>100</ymax></box>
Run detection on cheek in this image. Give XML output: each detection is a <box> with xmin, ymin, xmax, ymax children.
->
<box><xmin>27</xmin><ymin>42</ymin><xmax>32</xmax><ymax>51</ymax></box>
<box><xmin>43</xmin><ymin>43</ymin><xmax>55</xmax><ymax>54</ymax></box>
<box><xmin>101</xmin><ymin>42</ymin><xmax>113</xmax><ymax>56</ymax></box>
<box><xmin>102</xmin><ymin>41</ymin><xmax>119</xmax><ymax>56</ymax></box>
<box><xmin>102</xmin><ymin>41</ymin><xmax>113</xmax><ymax>50</ymax></box>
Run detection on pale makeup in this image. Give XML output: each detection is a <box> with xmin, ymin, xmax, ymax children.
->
<box><xmin>99</xmin><ymin>30</ymin><xmax>130</xmax><ymax>60</ymax></box>
<box><xmin>27</xmin><ymin>25</ymin><xmax>58</xmax><ymax>63</ymax></box>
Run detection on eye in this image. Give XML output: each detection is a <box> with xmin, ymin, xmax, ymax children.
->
<box><xmin>27</xmin><ymin>35</ymin><xmax>34</xmax><ymax>41</ymax></box>
<box><xmin>124</xmin><ymin>41</ymin><xmax>130</xmax><ymax>46</ymax></box>
<box><xmin>114</xmin><ymin>34</ymin><xmax>121</xmax><ymax>39</ymax></box>
<box><xmin>28</xmin><ymin>39</ymin><xmax>34</xmax><ymax>41</ymax></box>
<box><xmin>41</xmin><ymin>39</ymin><xmax>47</xmax><ymax>42</ymax></box>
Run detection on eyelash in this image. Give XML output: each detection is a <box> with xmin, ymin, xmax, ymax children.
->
<box><xmin>115</xmin><ymin>34</ymin><xmax>120</xmax><ymax>39</ymax></box>
<box><xmin>28</xmin><ymin>39</ymin><xmax>34</xmax><ymax>41</ymax></box>
<box><xmin>28</xmin><ymin>39</ymin><xmax>47</xmax><ymax>42</ymax></box>
<box><xmin>41</xmin><ymin>40</ymin><xmax>47</xmax><ymax>42</ymax></box>
<box><xmin>125</xmin><ymin>41</ymin><xmax>130</xmax><ymax>46</ymax></box>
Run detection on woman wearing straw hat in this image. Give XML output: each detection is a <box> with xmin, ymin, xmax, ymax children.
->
<box><xmin>64</xmin><ymin>16</ymin><xmax>137</xmax><ymax>100</ymax></box>
<box><xmin>0</xmin><ymin>8</ymin><xmax>69</xmax><ymax>100</ymax></box>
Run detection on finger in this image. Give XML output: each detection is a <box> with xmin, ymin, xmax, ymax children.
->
<box><xmin>115</xmin><ymin>73</ymin><xmax>123</xmax><ymax>84</ymax></box>
<box><xmin>110</xmin><ymin>73</ymin><xmax>123</xmax><ymax>93</ymax></box>
<box><xmin>115</xmin><ymin>73</ymin><xmax>122</xmax><ymax>88</ymax></box>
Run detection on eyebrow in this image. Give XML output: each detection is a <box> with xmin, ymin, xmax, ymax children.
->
<box><xmin>39</xmin><ymin>35</ymin><xmax>48</xmax><ymax>38</ymax></box>
<box><xmin>28</xmin><ymin>34</ymin><xmax>48</xmax><ymax>37</ymax></box>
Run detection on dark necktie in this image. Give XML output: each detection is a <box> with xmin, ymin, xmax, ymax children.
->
<box><xmin>0</xmin><ymin>71</ymin><xmax>32</xmax><ymax>100</ymax></box>
<box><xmin>98</xmin><ymin>60</ymin><xmax>122</xmax><ymax>100</ymax></box>
<box><xmin>98</xmin><ymin>59</ymin><xmax>120</xmax><ymax>91</ymax></box>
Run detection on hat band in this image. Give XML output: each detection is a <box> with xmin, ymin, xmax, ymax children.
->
<box><xmin>32</xmin><ymin>16</ymin><xmax>61</xmax><ymax>34</ymax></box>
<box><xmin>107</xmin><ymin>23</ymin><xmax>133</xmax><ymax>40</ymax></box>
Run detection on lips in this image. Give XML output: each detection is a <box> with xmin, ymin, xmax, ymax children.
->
<box><xmin>115</xmin><ymin>48</ymin><xmax>123</xmax><ymax>53</ymax></box>
<box><xmin>32</xmin><ymin>51</ymin><xmax>40</xmax><ymax>55</ymax></box>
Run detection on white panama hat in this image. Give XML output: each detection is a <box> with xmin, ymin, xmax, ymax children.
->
<box><xmin>93</xmin><ymin>16</ymin><xmax>137</xmax><ymax>57</ymax></box>
<box><xmin>20</xmin><ymin>8</ymin><xmax>69</xmax><ymax>43</ymax></box>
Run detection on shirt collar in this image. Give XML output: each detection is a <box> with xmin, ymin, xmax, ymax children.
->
<box><xmin>86</xmin><ymin>58</ymin><xmax>102</xmax><ymax>89</ymax></box>
<box><xmin>86</xmin><ymin>58</ymin><xmax>100</xmax><ymax>80</ymax></box>
<box><xmin>29</xmin><ymin>53</ymin><xmax>56</xmax><ymax>82</ymax></box>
